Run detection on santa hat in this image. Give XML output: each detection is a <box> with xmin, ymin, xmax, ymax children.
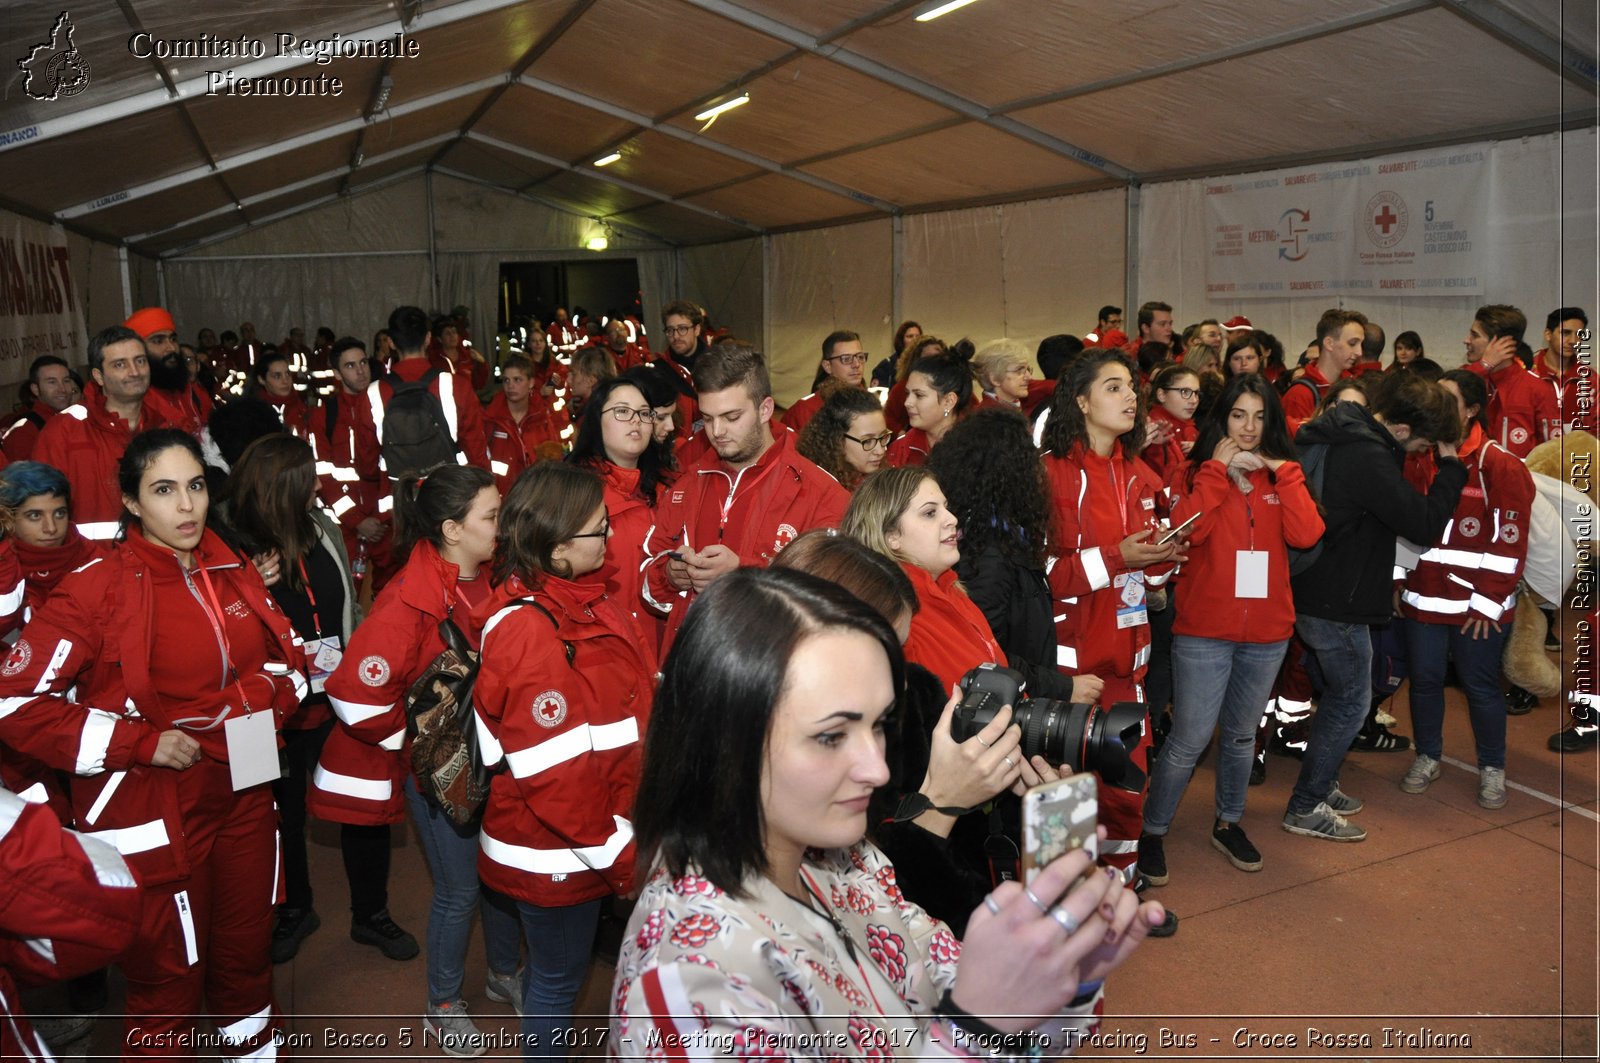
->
<box><xmin>125</xmin><ymin>307</ymin><xmax>176</xmax><ymax>339</ymax></box>
<box><xmin>1221</xmin><ymin>315</ymin><xmax>1253</xmax><ymax>333</ymax></box>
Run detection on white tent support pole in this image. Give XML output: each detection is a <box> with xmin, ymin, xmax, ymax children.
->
<box><xmin>118</xmin><ymin>246</ymin><xmax>132</xmax><ymax>318</ymax></box>
<box><xmin>1124</xmin><ymin>183</ymin><xmax>1140</xmax><ymax>313</ymax></box>
<box><xmin>58</xmin><ymin>81</ymin><xmax>501</xmax><ymax>220</ymax></box>
<box><xmin>1434</xmin><ymin>0</ymin><xmax>1599</xmax><ymax>90</ymax></box>
<box><xmin>761</xmin><ymin>234</ymin><xmax>774</xmax><ymax>361</ymax></box>
<box><xmin>156</xmin><ymin>259</ymin><xmax>166</xmax><ymax>307</ymax></box>
<box><xmin>677</xmin><ymin>0</ymin><xmax>1138</xmax><ymax>182</ymax></box>
<box><xmin>890</xmin><ymin>214</ymin><xmax>904</xmax><ymax>330</ymax></box>
<box><xmin>427</xmin><ymin>171</ymin><xmax>440</xmax><ymax>309</ymax></box>
<box><xmin>0</xmin><ymin>0</ymin><xmax>528</xmax><ymax>156</ymax></box>
<box><xmin>169</xmin><ymin>250</ymin><xmax>429</xmax><ymax>262</ymax></box>
<box><xmin>518</xmin><ymin>76</ymin><xmax>901</xmax><ymax>216</ymax></box>
<box><xmin>431</xmin><ymin>168</ymin><xmax>674</xmax><ymax>247</ymax></box>
<box><xmin>466</xmin><ymin>133</ymin><xmax>765</xmax><ymax>233</ymax></box>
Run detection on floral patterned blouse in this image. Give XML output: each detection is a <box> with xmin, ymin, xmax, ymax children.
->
<box><xmin>610</xmin><ymin>841</ymin><xmax>1102</xmax><ymax>1060</ymax></box>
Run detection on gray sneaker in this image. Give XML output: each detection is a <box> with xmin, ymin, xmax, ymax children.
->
<box><xmin>1400</xmin><ymin>754</ymin><xmax>1441</xmax><ymax>794</ymax></box>
<box><xmin>1282</xmin><ymin>801</ymin><xmax>1367</xmax><ymax>842</ymax></box>
<box><xmin>1325</xmin><ymin>785</ymin><xmax>1364</xmax><ymax>815</ymax></box>
<box><xmin>425</xmin><ymin>999</ymin><xmax>488</xmax><ymax>1058</ymax></box>
<box><xmin>485</xmin><ymin>966</ymin><xmax>524</xmax><ymax>1015</ymax></box>
<box><xmin>1478</xmin><ymin>767</ymin><xmax>1507</xmax><ymax>809</ymax></box>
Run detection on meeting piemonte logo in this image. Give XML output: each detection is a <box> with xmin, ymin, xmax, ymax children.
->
<box><xmin>18</xmin><ymin>11</ymin><xmax>92</xmax><ymax>101</ymax></box>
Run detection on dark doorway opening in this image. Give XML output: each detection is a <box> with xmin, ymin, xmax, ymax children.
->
<box><xmin>498</xmin><ymin>258</ymin><xmax>643</xmax><ymax>334</ymax></box>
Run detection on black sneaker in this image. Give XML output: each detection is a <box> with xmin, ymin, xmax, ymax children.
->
<box><xmin>1137</xmin><ymin>832</ymin><xmax>1168</xmax><ymax>886</ymax></box>
<box><xmin>1350</xmin><ymin>723</ymin><xmax>1411</xmax><ymax>752</ymax></box>
<box><xmin>1210</xmin><ymin>822</ymin><xmax>1263</xmax><ymax>872</ymax></box>
<box><xmin>271</xmin><ymin>907</ymin><xmax>320</xmax><ymax>964</ymax></box>
<box><xmin>1505</xmin><ymin>685</ymin><xmax>1538</xmax><ymax>716</ymax></box>
<box><xmin>1249</xmin><ymin>749</ymin><xmax>1267</xmax><ymax>786</ymax></box>
<box><xmin>1550</xmin><ymin>723</ymin><xmax>1599</xmax><ymax>753</ymax></box>
<box><xmin>351</xmin><ymin>909</ymin><xmax>420</xmax><ymax>961</ymax></box>
<box><xmin>65</xmin><ymin>968</ymin><xmax>109</xmax><ymax>1012</ymax></box>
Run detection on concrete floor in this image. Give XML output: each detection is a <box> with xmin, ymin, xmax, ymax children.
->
<box><xmin>43</xmin><ymin>681</ymin><xmax>1600</xmax><ymax>1061</ymax></box>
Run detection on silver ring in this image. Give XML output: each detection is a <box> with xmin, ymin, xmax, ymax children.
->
<box><xmin>982</xmin><ymin>894</ymin><xmax>1002</xmax><ymax>914</ymax></box>
<box><xmin>1003</xmin><ymin>755</ymin><xmax>1015</xmax><ymax>769</ymax></box>
<box><xmin>1022</xmin><ymin>887</ymin><xmax>1049</xmax><ymax>913</ymax></box>
<box><xmin>1050</xmin><ymin>906</ymin><xmax>1081</xmax><ymax>935</ymax></box>
<box><xmin>976</xmin><ymin>736</ymin><xmax>991</xmax><ymax>748</ymax></box>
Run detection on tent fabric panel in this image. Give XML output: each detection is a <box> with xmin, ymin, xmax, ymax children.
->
<box><xmin>65</xmin><ymin>226</ymin><xmax>134</xmax><ymax>330</ymax></box>
<box><xmin>176</xmin><ymin>176</ymin><xmax>431</xmax><ymax>257</ymax></box>
<box><xmin>996</xmin><ymin>188</ymin><xmax>1128</xmax><ymax>347</ymax></box>
<box><xmin>901</xmin><ymin>207</ymin><xmax>1006</xmax><ymax>349</ymax></box>
<box><xmin>390</xmin><ymin>0</ymin><xmax>572</xmax><ymax>100</ymax></box>
<box><xmin>365</xmin><ymin>90</ymin><xmax>498</xmax><ymax>146</ymax></box>
<box><xmin>1488</xmin><ymin>0</ymin><xmax>1599</xmax><ymax>53</ymax></box>
<box><xmin>1012</xmin><ymin>9</ymin><xmax>1591</xmax><ymax>176</ymax></box>
<box><xmin>729</xmin><ymin>0</ymin><xmax>887</xmax><ymax>37</ymax></box>
<box><xmin>437</xmin><ymin>139</ymin><xmax>561</xmax><ymax>191</ymax></box>
<box><xmin>89</xmin><ymin>178</ymin><xmax>236</xmax><ymax>238</ymax></box>
<box><xmin>765</xmin><ymin>219</ymin><xmax>893</xmax><ymax>406</ymax></box>
<box><xmin>184</xmin><ymin>68</ymin><xmax>367</xmax><ymax>157</ymax></box>
<box><xmin>833</xmin><ymin>0</ymin><xmax>1383</xmax><ymax>109</ymax></box>
<box><xmin>474</xmin><ymin>84</ymin><xmax>641</xmax><ymax>164</ymax></box>
<box><xmin>161</xmin><ymin>253</ymin><xmax>433</xmax><ymax>352</ymax></box>
<box><xmin>597</xmin><ymin>129</ymin><xmax>761</xmax><ymax>197</ymax></box>
<box><xmin>802</xmin><ymin>121</ymin><xmax>1103</xmax><ymax>207</ymax></box>
<box><xmin>240</xmin><ymin>178</ymin><xmax>349</xmax><ymax>225</ymax></box>
<box><xmin>677</xmin><ymin>236</ymin><xmax>765</xmax><ymax>349</ymax></box>
<box><xmin>347</xmin><ymin>144</ymin><xmax>456</xmax><ymax>188</ymax></box>
<box><xmin>525</xmin><ymin>0</ymin><xmax>795</xmax><ymax>120</ymax></box>
<box><xmin>4</xmin><ymin>106</ymin><xmax>210</xmax><ymax>213</ymax></box>
<box><xmin>527</xmin><ymin>170</ymin><xmax>664</xmax><ymax>217</ymax></box>
<box><xmin>430</xmin><ymin>173</ymin><xmax>624</xmax><ymax>252</ymax></box>
<box><xmin>683</xmin><ymin>172</ymin><xmax>874</xmax><ymax>230</ymax></box>
<box><xmin>1133</xmin><ymin>129</ymin><xmax>1598</xmax><ymax>380</ymax></box>
<box><xmin>661</xmin><ymin>54</ymin><xmax>954</xmax><ymax>165</ymax></box>
<box><xmin>224</xmin><ymin>136</ymin><xmax>362</xmax><ymax>199</ymax></box>
<box><xmin>612</xmin><ymin>203</ymin><xmax>756</xmax><ymax>245</ymax></box>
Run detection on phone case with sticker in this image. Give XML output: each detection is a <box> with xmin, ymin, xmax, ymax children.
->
<box><xmin>1021</xmin><ymin>772</ymin><xmax>1099</xmax><ymax>886</ymax></box>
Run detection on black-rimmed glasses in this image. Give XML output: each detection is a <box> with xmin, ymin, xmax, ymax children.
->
<box><xmin>845</xmin><ymin>432</ymin><xmax>894</xmax><ymax>452</ymax></box>
<box><xmin>827</xmin><ymin>352</ymin><xmax>869</xmax><ymax>367</ymax></box>
<box><xmin>571</xmin><ymin>512</ymin><xmax>611</xmax><ymax>540</ymax></box>
<box><xmin>600</xmin><ymin>405</ymin><xmax>656</xmax><ymax>423</ymax></box>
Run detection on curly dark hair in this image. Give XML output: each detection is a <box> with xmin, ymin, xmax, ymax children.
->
<box><xmin>796</xmin><ymin>385</ymin><xmax>884</xmax><ymax>490</ymax></box>
<box><xmin>1040</xmin><ymin>348</ymin><xmax>1146</xmax><ymax>460</ymax></box>
<box><xmin>926</xmin><ymin>407</ymin><xmax>1050</xmax><ymax>568</ymax></box>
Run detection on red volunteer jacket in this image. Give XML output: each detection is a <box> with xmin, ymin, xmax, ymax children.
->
<box><xmin>900</xmin><ymin>562</ymin><xmax>1003</xmax><ymax>697</ymax></box>
<box><xmin>310</xmin><ymin>541</ymin><xmax>484</xmax><ymax>825</ymax></box>
<box><xmin>885</xmin><ymin>378</ymin><xmax>910</xmax><ymax>434</ymax></box>
<box><xmin>1397</xmin><ymin>424</ymin><xmax>1533</xmax><ymax>624</ymax></box>
<box><xmin>472</xmin><ymin>572</ymin><xmax>654</xmax><ymax>906</ymax></box>
<box><xmin>1045</xmin><ymin>443</ymin><xmax>1175</xmax><ymax>682</ymax></box>
<box><xmin>483</xmin><ymin>392</ymin><xmax>552</xmax><ymax>495</ymax></box>
<box><xmin>0</xmin><ymin>527</ymin><xmax>304</xmax><ymax>886</ymax></box>
<box><xmin>886</xmin><ymin>427</ymin><xmax>932</xmax><ymax>468</ymax></box>
<box><xmin>143</xmin><ymin>382</ymin><xmax>214</xmax><ymax>439</ymax></box>
<box><xmin>1467</xmin><ymin>358</ymin><xmax>1562</xmax><ymax>459</ymax></box>
<box><xmin>33</xmin><ymin>384</ymin><xmax>168</xmax><ymax>541</ymax></box>
<box><xmin>428</xmin><ymin>344</ymin><xmax>490</xmax><ymax>393</ymax></box>
<box><xmin>0</xmin><ymin>401</ymin><xmax>57</xmax><ymax>462</ymax></box>
<box><xmin>1141</xmin><ymin>406</ymin><xmax>1196</xmax><ymax>485</ymax></box>
<box><xmin>1280</xmin><ymin>363</ymin><xmax>1336</xmax><ymax>429</ymax></box>
<box><xmin>781</xmin><ymin>390</ymin><xmax>826</xmax><ymax>433</ymax></box>
<box><xmin>585</xmin><ymin>461</ymin><xmax>656</xmax><ymax>631</ymax></box>
<box><xmin>264</xmin><ymin>391</ymin><xmax>311</xmax><ymax>439</ymax></box>
<box><xmin>367</xmin><ymin>358</ymin><xmax>490</xmax><ymax>470</ymax></box>
<box><xmin>1166</xmin><ymin>459</ymin><xmax>1324</xmax><ymax>643</ymax></box>
<box><xmin>1533</xmin><ymin>350</ymin><xmax>1598</xmax><ymax>436</ymax></box>
<box><xmin>6</xmin><ymin>529</ymin><xmax>110</xmax><ymax>635</ymax></box>
<box><xmin>642</xmin><ymin>430</ymin><xmax>849</xmax><ymax>644</ymax></box>
<box><xmin>312</xmin><ymin>388</ymin><xmax>389</xmax><ymax>552</ymax></box>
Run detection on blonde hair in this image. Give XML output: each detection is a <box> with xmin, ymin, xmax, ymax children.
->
<box><xmin>1182</xmin><ymin>340</ymin><xmax>1221</xmax><ymax>375</ymax></box>
<box><xmin>971</xmin><ymin>338</ymin><xmax>1033</xmax><ymax>392</ymax></box>
<box><xmin>841</xmin><ymin>466</ymin><xmax>935</xmax><ymax>563</ymax></box>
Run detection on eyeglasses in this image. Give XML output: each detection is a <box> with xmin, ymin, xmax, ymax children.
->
<box><xmin>1163</xmin><ymin>387</ymin><xmax>1199</xmax><ymax>400</ymax></box>
<box><xmin>663</xmin><ymin>324</ymin><xmax>696</xmax><ymax>337</ymax></box>
<box><xmin>845</xmin><ymin>432</ymin><xmax>894</xmax><ymax>452</ymax></box>
<box><xmin>601</xmin><ymin>405</ymin><xmax>656</xmax><ymax>423</ymax></box>
<box><xmin>571</xmin><ymin>513</ymin><xmax>611</xmax><ymax>540</ymax></box>
<box><xmin>827</xmin><ymin>352</ymin><xmax>869</xmax><ymax>367</ymax></box>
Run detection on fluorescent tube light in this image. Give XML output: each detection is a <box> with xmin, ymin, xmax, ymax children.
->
<box><xmin>594</xmin><ymin>152</ymin><xmax>622</xmax><ymax>167</ymax></box>
<box><xmin>915</xmin><ymin>0</ymin><xmax>981</xmax><ymax>22</ymax></box>
<box><xmin>694</xmin><ymin>94</ymin><xmax>750</xmax><ymax>121</ymax></box>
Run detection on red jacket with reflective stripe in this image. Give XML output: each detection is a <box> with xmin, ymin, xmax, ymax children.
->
<box><xmin>472</xmin><ymin>572</ymin><xmax>654</xmax><ymax>906</ymax></box>
<box><xmin>0</xmin><ymin>401</ymin><xmax>57</xmax><ymax>462</ymax></box>
<box><xmin>1468</xmin><ymin>358</ymin><xmax>1562</xmax><ymax>459</ymax></box>
<box><xmin>312</xmin><ymin>389</ymin><xmax>386</xmax><ymax>541</ymax></box>
<box><xmin>483</xmin><ymin>392</ymin><xmax>549</xmax><ymax>495</ymax></box>
<box><xmin>33</xmin><ymin>386</ymin><xmax>168</xmax><ymax>540</ymax></box>
<box><xmin>1045</xmin><ymin>443</ymin><xmax>1173</xmax><ymax>681</ymax></box>
<box><xmin>1532</xmin><ymin>350</ymin><xmax>1598</xmax><ymax>436</ymax></box>
<box><xmin>900</xmin><ymin>562</ymin><xmax>1002</xmax><ymax>697</ymax></box>
<box><xmin>1398</xmin><ymin>425</ymin><xmax>1533</xmax><ymax>624</ymax></box>
<box><xmin>310</xmin><ymin>541</ymin><xmax>484</xmax><ymax>825</ymax></box>
<box><xmin>886</xmin><ymin>427</ymin><xmax>932</xmax><ymax>468</ymax></box>
<box><xmin>0</xmin><ymin>528</ymin><xmax>302</xmax><ymax>886</ymax></box>
<box><xmin>366</xmin><ymin>358</ymin><xmax>490</xmax><ymax>469</ymax></box>
<box><xmin>1166</xmin><ymin>459</ymin><xmax>1324</xmax><ymax>643</ymax></box>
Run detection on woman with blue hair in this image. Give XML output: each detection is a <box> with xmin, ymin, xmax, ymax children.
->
<box><xmin>0</xmin><ymin>461</ymin><xmax>107</xmax><ymax>638</ymax></box>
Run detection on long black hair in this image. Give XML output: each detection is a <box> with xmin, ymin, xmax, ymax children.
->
<box><xmin>1439</xmin><ymin>368</ymin><xmax>1489</xmax><ymax>435</ymax></box>
<box><xmin>633</xmin><ymin>567</ymin><xmax>905</xmax><ymax>895</ymax></box>
<box><xmin>565</xmin><ymin>376</ymin><xmax>670</xmax><ymax>504</ymax></box>
<box><xmin>392</xmin><ymin>464</ymin><xmax>496</xmax><ymax>565</ymax></box>
<box><xmin>1186</xmin><ymin>373</ymin><xmax>1296</xmax><ymax>487</ymax></box>
<box><xmin>926</xmin><ymin>407</ymin><xmax>1050</xmax><ymax>568</ymax></box>
<box><xmin>906</xmin><ymin>339</ymin><xmax>976</xmax><ymax>418</ymax></box>
<box><xmin>1040</xmin><ymin>348</ymin><xmax>1145</xmax><ymax>459</ymax></box>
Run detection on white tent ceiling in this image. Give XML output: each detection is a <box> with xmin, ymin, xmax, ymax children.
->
<box><xmin>2</xmin><ymin>0</ymin><xmax>1595</xmax><ymax>257</ymax></box>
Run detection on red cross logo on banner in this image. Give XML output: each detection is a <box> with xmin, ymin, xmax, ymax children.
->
<box><xmin>1374</xmin><ymin>205</ymin><xmax>1399</xmax><ymax>234</ymax></box>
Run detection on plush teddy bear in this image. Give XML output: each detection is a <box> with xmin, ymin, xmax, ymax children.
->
<box><xmin>1504</xmin><ymin>432</ymin><xmax>1598</xmax><ymax>697</ymax></box>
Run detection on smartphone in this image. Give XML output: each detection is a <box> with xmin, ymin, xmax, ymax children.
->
<box><xmin>666</xmin><ymin>551</ymin><xmax>686</xmax><ymax>562</ymax></box>
<box><xmin>1020</xmin><ymin>772</ymin><xmax>1099</xmax><ymax>888</ymax></box>
<box><xmin>1157</xmin><ymin>511</ymin><xmax>1200</xmax><ymax>547</ymax></box>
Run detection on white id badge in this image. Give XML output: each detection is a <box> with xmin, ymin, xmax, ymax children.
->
<box><xmin>1235</xmin><ymin>550</ymin><xmax>1270</xmax><ymax>599</ymax></box>
<box><xmin>305</xmin><ymin>636</ymin><xmax>344</xmax><ymax>695</ymax></box>
<box><xmin>224</xmin><ymin>711</ymin><xmax>280</xmax><ymax>791</ymax></box>
<box><xmin>1114</xmin><ymin>571</ymin><xmax>1148</xmax><ymax>628</ymax></box>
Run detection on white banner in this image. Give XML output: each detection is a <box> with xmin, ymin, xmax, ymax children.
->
<box><xmin>1204</xmin><ymin>144</ymin><xmax>1490</xmax><ymax>299</ymax></box>
<box><xmin>0</xmin><ymin>214</ymin><xmax>86</xmax><ymax>389</ymax></box>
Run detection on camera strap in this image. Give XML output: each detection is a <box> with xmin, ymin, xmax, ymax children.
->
<box><xmin>886</xmin><ymin>792</ymin><xmax>975</xmax><ymax>823</ymax></box>
<box><xmin>983</xmin><ymin>806</ymin><xmax>1020</xmax><ymax>885</ymax></box>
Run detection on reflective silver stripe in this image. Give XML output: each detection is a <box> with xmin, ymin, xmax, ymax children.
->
<box><xmin>1080</xmin><ymin>547</ymin><xmax>1111</xmax><ymax>591</ymax></box>
<box><xmin>24</xmin><ymin>937</ymin><xmax>54</xmax><ymax>965</ymax></box>
<box><xmin>83</xmin><ymin>817</ymin><xmax>170</xmax><ymax>855</ymax></box>
<box><xmin>377</xmin><ymin>727</ymin><xmax>405</xmax><ymax>751</ymax></box>
<box><xmin>504</xmin><ymin>718</ymin><xmax>639</xmax><ymax>779</ymax></box>
<box><xmin>328</xmin><ymin>466</ymin><xmax>360</xmax><ymax>482</ymax></box>
<box><xmin>76</xmin><ymin>521</ymin><xmax>120</xmax><ymax>540</ymax></box>
<box><xmin>75</xmin><ymin>708</ymin><xmax>118</xmax><ymax>774</ymax></box>
<box><xmin>312</xmin><ymin>764</ymin><xmax>392</xmax><ymax>802</ymax></box>
<box><xmin>218</xmin><ymin>1003</ymin><xmax>272</xmax><ymax>1043</ymax></box>
<box><xmin>226</xmin><ymin>1033</ymin><xmax>282</xmax><ymax>1061</ymax></box>
<box><xmin>314</xmin><ymin>460</ymin><xmax>337</xmax><ymax>476</ymax></box>
<box><xmin>0</xmin><ymin>790</ymin><xmax>25</xmax><ymax>843</ymax></box>
<box><xmin>437</xmin><ymin>371</ymin><xmax>461</xmax><ymax>443</ymax></box>
<box><xmin>1056</xmin><ymin>645</ymin><xmax>1078</xmax><ymax>669</ymax></box>
<box><xmin>328</xmin><ymin>696</ymin><xmax>393</xmax><ymax>725</ymax></box>
<box><xmin>83</xmin><ymin>769</ymin><xmax>125</xmax><ymax>825</ymax></box>
<box><xmin>490</xmin><ymin>460</ymin><xmax>510</xmax><ymax>476</ymax></box>
<box><xmin>475</xmin><ymin>709</ymin><xmax>505</xmax><ymax>768</ymax></box>
<box><xmin>0</xmin><ymin>581</ymin><xmax>23</xmax><ymax>615</ymax></box>
<box><xmin>174</xmin><ymin>889</ymin><xmax>199</xmax><ymax>965</ymax></box>
<box><xmin>1469</xmin><ymin>591</ymin><xmax>1517</xmax><ymax>620</ymax></box>
<box><xmin>329</xmin><ymin>495</ymin><xmax>357</xmax><ymax>518</ymax></box>
<box><xmin>1399</xmin><ymin>589</ymin><xmax>1471</xmax><ymax>614</ymax></box>
<box><xmin>377</xmin><ymin>495</ymin><xmax>394</xmax><ymax>514</ymax></box>
<box><xmin>1417</xmin><ymin>546</ymin><xmax>1521</xmax><ymax>573</ymax></box>
<box><xmin>71</xmin><ymin>831</ymin><xmax>136</xmax><ymax>888</ymax></box>
<box><xmin>479</xmin><ymin>815</ymin><xmax>633</xmax><ymax>875</ymax></box>
<box><xmin>1134</xmin><ymin>643</ymin><xmax>1151</xmax><ymax>668</ymax></box>
<box><xmin>15</xmin><ymin>781</ymin><xmax>48</xmax><ymax>804</ymax></box>
<box><xmin>0</xmin><ymin>695</ymin><xmax>30</xmax><ymax>720</ymax></box>
<box><xmin>35</xmin><ymin>637</ymin><xmax>73</xmax><ymax>692</ymax></box>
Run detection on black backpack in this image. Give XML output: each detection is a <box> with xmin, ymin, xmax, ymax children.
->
<box><xmin>1286</xmin><ymin>442</ymin><xmax>1330</xmax><ymax>575</ymax></box>
<box><xmin>380</xmin><ymin>369</ymin><xmax>458</xmax><ymax>478</ymax></box>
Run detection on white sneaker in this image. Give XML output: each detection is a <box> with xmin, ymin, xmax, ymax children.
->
<box><xmin>1399</xmin><ymin>754</ymin><xmax>1441</xmax><ymax>794</ymax></box>
<box><xmin>1477</xmin><ymin>767</ymin><xmax>1507</xmax><ymax>809</ymax></box>
<box><xmin>425</xmin><ymin>999</ymin><xmax>487</xmax><ymax>1058</ymax></box>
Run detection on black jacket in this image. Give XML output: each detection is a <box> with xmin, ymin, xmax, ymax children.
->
<box><xmin>1290</xmin><ymin>403</ymin><xmax>1466</xmax><ymax>624</ymax></box>
<box><xmin>956</xmin><ymin>544</ymin><xmax>1077</xmax><ymax>702</ymax></box>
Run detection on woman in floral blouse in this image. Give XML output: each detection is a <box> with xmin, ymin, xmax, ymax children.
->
<box><xmin>611</xmin><ymin>567</ymin><xmax>1164</xmax><ymax>1060</ymax></box>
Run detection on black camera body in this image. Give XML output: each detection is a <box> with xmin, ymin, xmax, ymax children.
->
<box><xmin>951</xmin><ymin>663</ymin><xmax>1148</xmax><ymax>793</ymax></box>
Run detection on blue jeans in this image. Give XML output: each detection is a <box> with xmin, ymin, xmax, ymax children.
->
<box><xmin>1144</xmin><ymin>636</ymin><xmax>1288</xmax><ymax>833</ymax></box>
<box><xmin>404</xmin><ymin>778</ymin><xmax>522</xmax><ymax>1004</ymax></box>
<box><xmin>1288</xmin><ymin>615</ymin><xmax>1372</xmax><ymax>816</ymax></box>
<box><xmin>1401</xmin><ymin>616</ymin><xmax>1510</xmax><ymax>768</ymax></box>
<box><xmin>516</xmin><ymin>898</ymin><xmax>602</xmax><ymax>1061</ymax></box>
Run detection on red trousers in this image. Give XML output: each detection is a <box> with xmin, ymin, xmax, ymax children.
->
<box><xmin>119</xmin><ymin>762</ymin><xmax>282</xmax><ymax>1061</ymax></box>
<box><xmin>1096</xmin><ymin>673</ymin><xmax>1150</xmax><ymax>880</ymax></box>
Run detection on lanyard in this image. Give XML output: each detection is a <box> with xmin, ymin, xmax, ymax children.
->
<box><xmin>297</xmin><ymin>557</ymin><xmax>324</xmax><ymax>639</ymax></box>
<box><xmin>1110</xmin><ymin>454</ymin><xmax>1131</xmax><ymax>535</ymax></box>
<box><xmin>196</xmin><ymin>565</ymin><xmax>255</xmax><ymax>715</ymax></box>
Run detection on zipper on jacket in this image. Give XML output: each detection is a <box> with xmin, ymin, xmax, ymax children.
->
<box><xmin>181</xmin><ymin>566</ymin><xmax>231</xmax><ymax>690</ymax></box>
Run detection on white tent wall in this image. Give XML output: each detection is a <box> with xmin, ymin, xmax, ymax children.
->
<box><xmin>62</xmin><ymin>228</ymin><xmax>134</xmax><ymax>335</ymax></box>
<box><xmin>1134</xmin><ymin>128</ymin><xmax>1600</xmax><ymax>365</ymax></box>
<box><xmin>676</xmin><ymin>238</ymin><xmax>764</xmax><ymax>352</ymax></box>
